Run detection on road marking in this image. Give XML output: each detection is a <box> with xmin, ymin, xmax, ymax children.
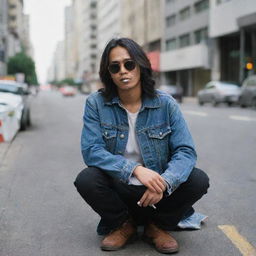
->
<box><xmin>183</xmin><ymin>110</ymin><xmax>208</xmax><ymax>117</ymax></box>
<box><xmin>229</xmin><ymin>115</ymin><xmax>256</xmax><ymax>122</ymax></box>
<box><xmin>218</xmin><ymin>225</ymin><xmax>256</xmax><ymax>256</ymax></box>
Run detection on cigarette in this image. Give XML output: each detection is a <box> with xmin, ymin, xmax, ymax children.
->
<box><xmin>137</xmin><ymin>201</ymin><xmax>156</xmax><ymax>209</ymax></box>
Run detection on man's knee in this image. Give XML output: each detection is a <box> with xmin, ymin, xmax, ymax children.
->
<box><xmin>74</xmin><ymin>167</ymin><xmax>104</xmax><ymax>193</ymax></box>
<box><xmin>187</xmin><ymin>168</ymin><xmax>210</xmax><ymax>196</ymax></box>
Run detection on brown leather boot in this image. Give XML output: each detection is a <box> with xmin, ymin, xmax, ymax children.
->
<box><xmin>144</xmin><ymin>222</ymin><xmax>179</xmax><ymax>254</ymax></box>
<box><xmin>101</xmin><ymin>219</ymin><xmax>137</xmax><ymax>251</ymax></box>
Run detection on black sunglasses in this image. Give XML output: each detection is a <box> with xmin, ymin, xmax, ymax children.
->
<box><xmin>108</xmin><ymin>60</ymin><xmax>136</xmax><ymax>74</ymax></box>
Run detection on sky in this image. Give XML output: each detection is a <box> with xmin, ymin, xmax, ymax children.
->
<box><xmin>24</xmin><ymin>0</ymin><xmax>72</xmax><ymax>84</ymax></box>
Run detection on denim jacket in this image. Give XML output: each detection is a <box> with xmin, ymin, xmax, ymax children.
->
<box><xmin>81</xmin><ymin>90</ymin><xmax>197</xmax><ymax>195</ymax></box>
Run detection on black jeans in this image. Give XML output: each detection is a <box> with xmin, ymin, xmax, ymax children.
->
<box><xmin>74</xmin><ymin>167</ymin><xmax>209</xmax><ymax>235</ymax></box>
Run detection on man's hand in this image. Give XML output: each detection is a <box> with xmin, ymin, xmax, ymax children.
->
<box><xmin>138</xmin><ymin>189</ymin><xmax>163</xmax><ymax>207</ymax></box>
<box><xmin>133</xmin><ymin>166</ymin><xmax>166</xmax><ymax>193</ymax></box>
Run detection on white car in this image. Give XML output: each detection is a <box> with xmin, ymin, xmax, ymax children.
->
<box><xmin>197</xmin><ymin>81</ymin><xmax>241</xmax><ymax>106</ymax></box>
<box><xmin>0</xmin><ymin>92</ymin><xmax>23</xmax><ymax>141</ymax></box>
<box><xmin>0</xmin><ymin>80</ymin><xmax>31</xmax><ymax>130</ymax></box>
<box><xmin>239</xmin><ymin>75</ymin><xmax>256</xmax><ymax>108</ymax></box>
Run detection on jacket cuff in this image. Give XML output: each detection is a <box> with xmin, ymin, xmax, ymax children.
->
<box><xmin>161</xmin><ymin>173</ymin><xmax>179</xmax><ymax>196</ymax></box>
<box><xmin>119</xmin><ymin>161</ymin><xmax>141</xmax><ymax>183</ymax></box>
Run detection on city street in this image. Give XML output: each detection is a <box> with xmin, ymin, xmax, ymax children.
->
<box><xmin>0</xmin><ymin>91</ymin><xmax>256</xmax><ymax>256</ymax></box>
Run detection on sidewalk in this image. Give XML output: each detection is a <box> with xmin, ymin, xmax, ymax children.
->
<box><xmin>0</xmin><ymin>142</ymin><xmax>10</xmax><ymax>166</ymax></box>
<box><xmin>183</xmin><ymin>97</ymin><xmax>197</xmax><ymax>104</ymax></box>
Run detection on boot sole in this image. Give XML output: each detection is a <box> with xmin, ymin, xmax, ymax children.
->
<box><xmin>142</xmin><ymin>235</ymin><xmax>179</xmax><ymax>254</ymax></box>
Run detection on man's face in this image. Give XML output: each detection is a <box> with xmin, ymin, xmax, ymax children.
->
<box><xmin>108</xmin><ymin>46</ymin><xmax>141</xmax><ymax>93</ymax></box>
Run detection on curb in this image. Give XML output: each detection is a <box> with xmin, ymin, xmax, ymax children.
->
<box><xmin>0</xmin><ymin>142</ymin><xmax>10</xmax><ymax>167</ymax></box>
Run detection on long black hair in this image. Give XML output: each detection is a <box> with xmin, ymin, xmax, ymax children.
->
<box><xmin>99</xmin><ymin>37</ymin><xmax>156</xmax><ymax>100</ymax></box>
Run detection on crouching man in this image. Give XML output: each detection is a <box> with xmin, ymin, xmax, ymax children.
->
<box><xmin>74</xmin><ymin>37</ymin><xmax>209</xmax><ymax>254</ymax></box>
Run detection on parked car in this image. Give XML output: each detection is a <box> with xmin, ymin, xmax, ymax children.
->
<box><xmin>0</xmin><ymin>80</ymin><xmax>31</xmax><ymax>130</ymax></box>
<box><xmin>0</xmin><ymin>92</ymin><xmax>23</xmax><ymax>140</ymax></box>
<box><xmin>197</xmin><ymin>81</ymin><xmax>241</xmax><ymax>106</ymax></box>
<box><xmin>239</xmin><ymin>75</ymin><xmax>256</xmax><ymax>108</ymax></box>
<box><xmin>159</xmin><ymin>85</ymin><xmax>183</xmax><ymax>103</ymax></box>
<box><xmin>59</xmin><ymin>86</ymin><xmax>77</xmax><ymax>97</ymax></box>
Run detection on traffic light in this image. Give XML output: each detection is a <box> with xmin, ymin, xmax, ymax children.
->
<box><xmin>246</xmin><ymin>61</ymin><xmax>253</xmax><ymax>70</ymax></box>
<box><xmin>245</xmin><ymin>57</ymin><xmax>254</xmax><ymax>70</ymax></box>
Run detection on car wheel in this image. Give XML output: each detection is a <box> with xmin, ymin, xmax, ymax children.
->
<box><xmin>212</xmin><ymin>98</ymin><xmax>218</xmax><ymax>107</ymax></box>
<box><xmin>252</xmin><ymin>97</ymin><xmax>256</xmax><ymax>109</ymax></box>
<box><xmin>20</xmin><ymin>111</ymin><xmax>27</xmax><ymax>131</ymax></box>
<box><xmin>198</xmin><ymin>99</ymin><xmax>204</xmax><ymax>105</ymax></box>
<box><xmin>239</xmin><ymin>96</ymin><xmax>247</xmax><ymax>108</ymax></box>
<box><xmin>27</xmin><ymin>109</ymin><xmax>31</xmax><ymax>126</ymax></box>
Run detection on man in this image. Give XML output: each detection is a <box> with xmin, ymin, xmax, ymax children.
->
<box><xmin>74</xmin><ymin>38</ymin><xmax>209</xmax><ymax>254</ymax></box>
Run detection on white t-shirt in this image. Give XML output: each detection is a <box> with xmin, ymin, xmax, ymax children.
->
<box><xmin>123</xmin><ymin>109</ymin><xmax>144</xmax><ymax>185</ymax></box>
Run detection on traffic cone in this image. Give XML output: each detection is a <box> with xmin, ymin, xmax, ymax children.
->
<box><xmin>0</xmin><ymin>120</ymin><xmax>4</xmax><ymax>142</ymax></box>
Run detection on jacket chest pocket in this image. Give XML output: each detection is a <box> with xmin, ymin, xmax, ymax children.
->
<box><xmin>102</xmin><ymin>127</ymin><xmax>117</xmax><ymax>153</ymax></box>
<box><xmin>146</xmin><ymin>126</ymin><xmax>172</xmax><ymax>160</ymax></box>
<box><xmin>147</xmin><ymin>126</ymin><xmax>172</xmax><ymax>140</ymax></box>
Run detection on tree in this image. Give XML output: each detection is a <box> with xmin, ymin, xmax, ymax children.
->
<box><xmin>7</xmin><ymin>52</ymin><xmax>38</xmax><ymax>85</ymax></box>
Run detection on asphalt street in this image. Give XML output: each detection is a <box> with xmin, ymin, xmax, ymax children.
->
<box><xmin>0</xmin><ymin>90</ymin><xmax>256</xmax><ymax>256</ymax></box>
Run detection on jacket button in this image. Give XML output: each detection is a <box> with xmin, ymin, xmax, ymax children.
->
<box><xmin>104</xmin><ymin>131</ymin><xmax>108</xmax><ymax>136</ymax></box>
<box><xmin>120</xmin><ymin>134</ymin><xmax>125</xmax><ymax>139</ymax></box>
<box><xmin>159</xmin><ymin>132</ymin><xmax>163</xmax><ymax>136</ymax></box>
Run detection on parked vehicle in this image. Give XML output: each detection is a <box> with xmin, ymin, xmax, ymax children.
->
<box><xmin>159</xmin><ymin>85</ymin><xmax>183</xmax><ymax>103</ymax></box>
<box><xmin>0</xmin><ymin>80</ymin><xmax>31</xmax><ymax>130</ymax></box>
<box><xmin>0</xmin><ymin>92</ymin><xmax>22</xmax><ymax>140</ymax></box>
<box><xmin>239</xmin><ymin>75</ymin><xmax>256</xmax><ymax>108</ymax></box>
<box><xmin>197</xmin><ymin>81</ymin><xmax>241</xmax><ymax>106</ymax></box>
<box><xmin>59</xmin><ymin>86</ymin><xmax>77</xmax><ymax>97</ymax></box>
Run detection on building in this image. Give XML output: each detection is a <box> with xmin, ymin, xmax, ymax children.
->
<box><xmin>47</xmin><ymin>41</ymin><xmax>66</xmax><ymax>83</ymax></box>
<box><xmin>55</xmin><ymin>41</ymin><xmax>66</xmax><ymax>82</ymax></box>
<box><xmin>97</xmin><ymin>0</ymin><xmax>121</xmax><ymax>72</ymax></box>
<box><xmin>7</xmin><ymin>0</ymin><xmax>24</xmax><ymax>57</ymax></box>
<box><xmin>82</xmin><ymin>0</ymin><xmax>98</xmax><ymax>88</ymax></box>
<box><xmin>21</xmin><ymin>14</ymin><xmax>33</xmax><ymax>58</ymax></box>
<box><xmin>121</xmin><ymin>0</ymin><xmax>146</xmax><ymax>46</ymax></box>
<box><xmin>161</xmin><ymin>0</ymin><xmax>211</xmax><ymax>96</ymax></box>
<box><xmin>57</xmin><ymin>0</ymin><xmax>99</xmax><ymax>90</ymax></box>
<box><xmin>0</xmin><ymin>0</ymin><xmax>8</xmax><ymax>75</ymax></box>
<box><xmin>209</xmin><ymin>0</ymin><xmax>256</xmax><ymax>84</ymax></box>
<box><xmin>1</xmin><ymin>0</ymin><xmax>33</xmax><ymax>76</ymax></box>
<box><xmin>121</xmin><ymin>0</ymin><xmax>162</xmax><ymax>83</ymax></box>
<box><xmin>64</xmin><ymin>5</ymin><xmax>76</xmax><ymax>79</ymax></box>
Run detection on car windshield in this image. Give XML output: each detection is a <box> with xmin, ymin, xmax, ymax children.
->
<box><xmin>0</xmin><ymin>82</ymin><xmax>20</xmax><ymax>94</ymax></box>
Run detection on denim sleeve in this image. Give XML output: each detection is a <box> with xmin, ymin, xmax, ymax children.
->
<box><xmin>161</xmin><ymin>103</ymin><xmax>197</xmax><ymax>196</ymax></box>
<box><xmin>81</xmin><ymin>98</ymin><xmax>140</xmax><ymax>183</ymax></box>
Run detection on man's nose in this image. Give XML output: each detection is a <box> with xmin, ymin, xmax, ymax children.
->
<box><xmin>120</xmin><ymin>63</ymin><xmax>128</xmax><ymax>74</ymax></box>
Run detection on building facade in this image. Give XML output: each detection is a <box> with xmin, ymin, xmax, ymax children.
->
<box><xmin>64</xmin><ymin>5</ymin><xmax>76</xmax><ymax>79</ymax></box>
<box><xmin>161</xmin><ymin>0</ymin><xmax>211</xmax><ymax>96</ymax></box>
<box><xmin>209</xmin><ymin>0</ymin><xmax>256</xmax><ymax>84</ymax></box>
<box><xmin>7</xmin><ymin>0</ymin><xmax>23</xmax><ymax>57</ymax></box>
<box><xmin>97</xmin><ymin>0</ymin><xmax>121</xmax><ymax>69</ymax></box>
<box><xmin>60</xmin><ymin>0</ymin><xmax>256</xmax><ymax>94</ymax></box>
<box><xmin>0</xmin><ymin>0</ymin><xmax>8</xmax><ymax>75</ymax></box>
<box><xmin>81</xmin><ymin>0</ymin><xmax>98</xmax><ymax>82</ymax></box>
<box><xmin>21</xmin><ymin>14</ymin><xmax>33</xmax><ymax>58</ymax></box>
<box><xmin>121</xmin><ymin>0</ymin><xmax>162</xmax><ymax>83</ymax></box>
<box><xmin>0</xmin><ymin>0</ymin><xmax>32</xmax><ymax>76</ymax></box>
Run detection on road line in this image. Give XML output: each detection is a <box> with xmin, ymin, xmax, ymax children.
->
<box><xmin>183</xmin><ymin>110</ymin><xmax>208</xmax><ymax>117</ymax></box>
<box><xmin>229</xmin><ymin>115</ymin><xmax>256</xmax><ymax>122</ymax></box>
<box><xmin>218</xmin><ymin>225</ymin><xmax>256</xmax><ymax>256</ymax></box>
